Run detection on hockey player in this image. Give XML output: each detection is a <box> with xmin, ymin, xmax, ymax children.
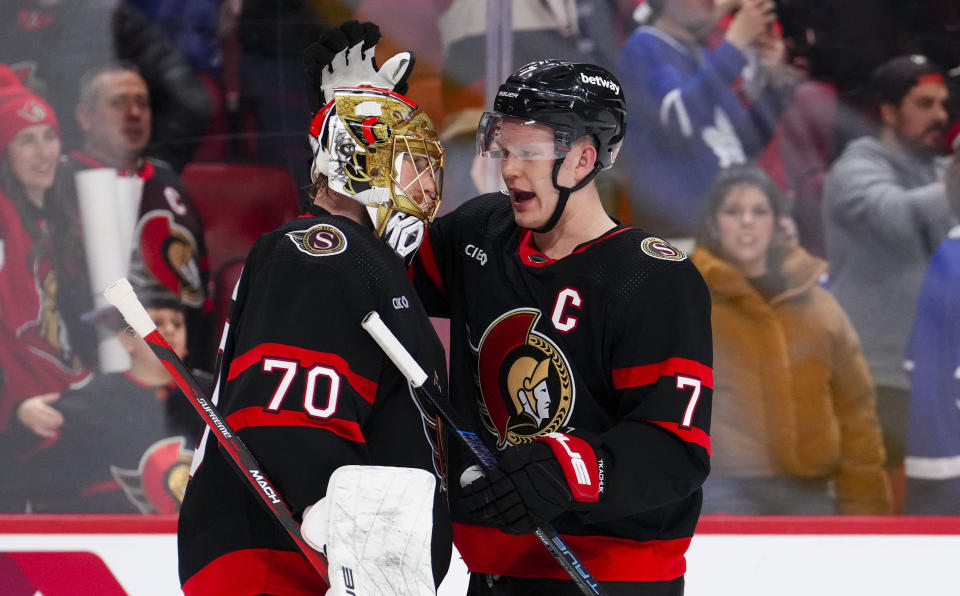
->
<box><xmin>177</xmin><ymin>22</ymin><xmax>452</xmax><ymax>595</ymax></box>
<box><xmin>409</xmin><ymin>60</ymin><xmax>713</xmax><ymax>595</ymax></box>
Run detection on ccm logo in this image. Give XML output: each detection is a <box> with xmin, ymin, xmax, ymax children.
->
<box><xmin>551</xmin><ymin>287</ymin><xmax>582</xmax><ymax>333</ymax></box>
<box><xmin>545</xmin><ymin>433</ymin><xmax>592</xmax><ymax>486</ymax></box>
<box><xmin>392</xmin><ymin>295</ymin><xmax>410</xmax><ymax>309</ymax></box>
<box><xmin>465</xmin><ymin>244</ymin><xmax>487</xmax><ymax>265</ymax></box>
<box><xmin>580</xmin><ymin>72</ymin><xmax>620</xmax><ymax>95</ymax></box>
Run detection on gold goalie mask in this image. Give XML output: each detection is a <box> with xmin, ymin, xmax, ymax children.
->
<box><xmin>309</xmin><ymin>87</ymin><xmax>444</xmax><ymax>264</ymax></box>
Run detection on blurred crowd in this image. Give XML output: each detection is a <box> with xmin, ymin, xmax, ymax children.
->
<box><xmin>0</xmin><ymin>0</ymin><xmax>958</xmax><ymax>517</ymax></box>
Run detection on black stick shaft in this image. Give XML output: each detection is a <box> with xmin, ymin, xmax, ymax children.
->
<box><xmin>104</xmin><ymin>278</ymin><xmax>329</xmax><ymax>582</ymax></box>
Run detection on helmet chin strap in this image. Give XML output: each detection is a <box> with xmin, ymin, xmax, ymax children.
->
<box><xmin>532</xmin><ymin>159</ymin><xmax>602</xmax><ymax>234</ymax></box>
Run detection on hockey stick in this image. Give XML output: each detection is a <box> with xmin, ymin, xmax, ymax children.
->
<box><xmin>361</xmin><ymin>311</ymin><xmax>608</xmax><ymax>596</ymax></box>
<box><xmin>103</xmin><ymin>277</ymin><xmax>329</xmax><ymax>583</ymax></box>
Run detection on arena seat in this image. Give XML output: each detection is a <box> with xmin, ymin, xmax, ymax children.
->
<box><xmin>181</xmin><ymin>162</ymin><xmax>300</xmax><ymax>328</ymax></box>
<box><xmin>181</xmin><ymin>162</ymin><xmax>300</xmax><ymax>274</ymax></box>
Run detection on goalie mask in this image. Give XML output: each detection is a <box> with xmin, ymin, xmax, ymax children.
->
<box><xmin>309</xmin><ymin>87</ymin><xmax>444</xmax><ymax>264</ymax></box>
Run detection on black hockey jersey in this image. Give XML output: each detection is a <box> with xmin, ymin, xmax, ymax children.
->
<box><xmin>177</xmin><ymin>206</ymin><xmax>451</xmax><ymax>595</ymax></box>
<box><xmin>13</xmin><ymin>372</ymin><xmax>206</xmax><ymax>513</ymax></box>
<box><xmin>410</xmin><ymin>193</ymin><xmax>713</xmax><ymax>582</ymax></box>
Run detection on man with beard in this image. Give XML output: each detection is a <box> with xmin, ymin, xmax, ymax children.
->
<box><xmin>823</xmin><ymin>54</ymin><xmax>959</xmax><ymax>513</ymax></box>
<box><xmin>615</xmin><ymin>0</ymin><xmax>797</xmax><ymax>237</ymax></box>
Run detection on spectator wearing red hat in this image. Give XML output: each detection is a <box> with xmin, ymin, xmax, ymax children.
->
<box><xmin>0</xmin><ymin>63</ymin><xmax>92</xmax><ymax>510</ymax></box>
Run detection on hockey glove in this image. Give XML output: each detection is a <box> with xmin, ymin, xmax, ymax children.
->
<box><xmin>459</xmin><ymin>433</ymin><xmax>602</xmax><ymax>535</ymax></box>
<box><xmin>303</xmin><ymin>20</ymin><xmax>415</xmax><ymax>113</ymax></box>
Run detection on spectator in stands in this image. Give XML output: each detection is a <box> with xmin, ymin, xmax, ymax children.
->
<box><xmin>615</xmin><ymin>0</ymin><xmax>798</xmax><ymax>237</ymax></box>
<box><xmin>11</xmin><ymin>282</ymin><xmax>207</xmax><ymax>513</ymax></box>
<box><xmin>0</xmin><ymin>0</ymin><xmax>211</xmax><ymax>171</ymax></box>
<box><xmin>0</xmin><ymin>64</ymin><xmax>91</xmax><ymax>511</ymax></box>
<box><xmin>903</xmin><ymin>154</ymin><xmax>960</xmax><ymax>514</ymax></box>
<box><xmin>822</xmin><ymin>55</ymin><xmax>958</xmax><ymax>512</ymax></box>
<box><xmin>55</xmin><ymin>62</ymin><xmax>214</xmax><ymax>372</ymax></box>
<box><xmin>125</xmin><ymin>0</ymin><xmax>226</xmax><ymax>78</ymax></box>
<box><xmin>692</xmin><ymin>166</ymin><xmax>892</xmax><ymax>515</ymax></box>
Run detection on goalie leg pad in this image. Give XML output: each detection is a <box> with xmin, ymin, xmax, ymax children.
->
<box><xmin>304</xmin><ymin>465</ymin><xmax>438</xmax><ymax>596</ymax></box>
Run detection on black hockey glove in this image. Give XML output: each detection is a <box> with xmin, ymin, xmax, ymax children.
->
<box><xmin>303</xmin><ymin>20</ymin><xmax>415</xmax><ymax>113</ymax></box>
<box><xmin>459</xmin><ymin>433</ymin><xmax>602</xmax><ymax>535</ymax></box>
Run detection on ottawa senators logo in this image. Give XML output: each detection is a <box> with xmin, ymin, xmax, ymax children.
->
<box><xmin>474</xmin><ymin>308</ymin><xmax>575</xmax><ymax>447</ymax></box>
<box><xmin>111</xmin><ymin>436</ymin><xmax>194</xmax><ymax>514</ymax></box>
<box><xmin>287</xmin><ymin>223</ymin><xmax>348</xmax><ymax>257</ymax></box>
<box><xmin>136</xmin><ymin>210</ymin><xmax>204</xmax><ymax>306</ymax></box>
<box><xmin>18</xmin><ymin>261</ymin><xmax>82</xmax><ymax>372</ymax></box>
<box><xmin>641</xmin><ymin>236</ymin><xmax>686</xmax><ymax>261</ymax></box>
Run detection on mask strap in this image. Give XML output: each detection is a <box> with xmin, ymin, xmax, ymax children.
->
<box><xmin>532</xmin><ymin>159</ymin><xmax>602</xmax><ymax>234</ymax></box>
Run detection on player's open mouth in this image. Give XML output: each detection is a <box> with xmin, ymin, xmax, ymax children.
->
<box><xmin>510</xmin><ymin>190</ymin><xmax>535</xmax><ymax>203</ymax></box>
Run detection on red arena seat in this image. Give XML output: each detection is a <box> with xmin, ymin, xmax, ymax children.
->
<box><xmin>181</xmin><ymin>162</ymin><xmax>300</xmax><ymax>276</ymax></box>
<box><xmin>181</xmin><ymin>162</ymin><xmax>300</xmax><ymax>329</ymax></box>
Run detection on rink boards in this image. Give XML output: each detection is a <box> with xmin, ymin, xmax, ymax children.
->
<box><xmin>1</xmin><ymin>515</ymin><xmax>958</xmax><ymax>595</ymax></box>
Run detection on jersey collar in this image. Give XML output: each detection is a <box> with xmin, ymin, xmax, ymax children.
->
<box><xmin>69</xmin><ymin>150</ymin><xmax>155</xmax><ymax>180</ymax></box>
<box><xmin>517</xmin><ymin>224</ymin><xmax>630</xmax><ymax>268</ymax></box>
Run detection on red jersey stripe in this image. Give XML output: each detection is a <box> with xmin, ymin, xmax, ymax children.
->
<box><xmin>649</xmin><ymin>420</ymin><xmax>711</xmax><ymax>456</ymax></box>
<box><xmin>612</xmin><ymin>357</ymin><xmax>714</xmax><ymax>389</ymax></box>
<box><xmin>452</xmin><ymin>523</ymin><xmax>689</xmax><ymax>581</ymax></box>
<box><xmin>226</xmin><ymin>343</ymin><xmax>378</xmax><ymax>403</ymax></box>
<box><xmin>414</xmin><ymin>228</ymin><xmax>445</xmax><ymax>295</ymax></box>
<box><xmin>226</xmin><ymin>407</ymin><xmax>365</xmax><ymax>443</ymax></box>
<box><xmin>182</xmin><ymin>548</ymin><xmax>328</xmax><ymax>596</ymax></box>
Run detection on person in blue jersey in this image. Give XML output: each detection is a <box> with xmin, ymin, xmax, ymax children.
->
<box><xmin>615</xmin><ymin>0</ymin><xmax>797</xmax><ymax>237</ymax></box>
<box><xmin>904</xmin><ymin>155</ymin><xmax>960</xmax><ymax>514</ymax></box>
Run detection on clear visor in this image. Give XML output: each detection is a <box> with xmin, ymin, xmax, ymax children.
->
<box><xmin>476</xmin><ymin>112</ymin><xmax>575</xmax><ymax>161</ymax></box>
<box><xmin>391</xmin><ymin>135</ymin><xmax>444</xmax><ymax>222</ymax></box>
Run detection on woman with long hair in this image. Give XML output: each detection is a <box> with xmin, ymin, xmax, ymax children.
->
<box><xmin>0</xmin><ymin>65</ymin><xmax>90</xmax><ymax>508</ymax></box>
<box><xmin>691</xmin><ymin>165</ymin><xmax>891</xmax><ymax>514</ymax></box>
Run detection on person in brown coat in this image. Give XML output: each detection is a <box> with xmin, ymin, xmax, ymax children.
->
<box><xmin>691</xmin><ymin>165</ymin><xmax>892</xmax><ymax>514</ymax></box>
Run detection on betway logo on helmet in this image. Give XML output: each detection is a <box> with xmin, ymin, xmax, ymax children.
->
<box><xmin>580</xmin><ymin>72</ymin><xmax>620</xmax><ymax>95</ymax></box>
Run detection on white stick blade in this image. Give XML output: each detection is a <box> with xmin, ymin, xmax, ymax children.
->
<box><xmin>103</xmin><ymin>277</ymin><xmax>157</xmax><ymax>337</ymax></box>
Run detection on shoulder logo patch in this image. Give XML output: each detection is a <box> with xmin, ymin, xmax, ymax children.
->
<box><xmin>287</xmin><ymin>224</ymin><xmax>347</xmax><ymax>256</ymax></box>
<box><xmin>641</xmin><ymin>237</ymin><xmax>686</xmax><ymax>261</ymax></box>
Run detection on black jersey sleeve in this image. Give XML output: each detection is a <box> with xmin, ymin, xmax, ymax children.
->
<box><xmin>582</xmin><ymin>261</ymin><xmax>713</xmax><ymax>523</ymax></box>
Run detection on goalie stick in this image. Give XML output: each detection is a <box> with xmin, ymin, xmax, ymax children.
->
<box><xmin>103</xmin><ymin>277</ymin><xmax>329</xmax><ymax>583</ymax></box>
<box><xmin>361</xmin><ymin>311</ymin><xmax>608</xmax><ymax>596</ymax></box>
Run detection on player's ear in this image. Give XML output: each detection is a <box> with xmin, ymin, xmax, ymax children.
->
<box><xmin>575</xmin><ymin>138</ymin><xmax>598</xmax><ymax>176</ymax></box>
<box><xmin>579</xmin><ymin>142</ymin><xmax>597</xmax><ymax>172</ymax></box>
